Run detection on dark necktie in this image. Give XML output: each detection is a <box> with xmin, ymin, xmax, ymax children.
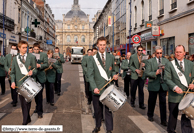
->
<box><xmin>21</xmin><ymin>55</ymin><xmax>25</xmax><ymax>64</ymax></box>
<box><xmin>180</xmin><ymin>61</ymin><xmax>184</xmax><ymax>72</ymax></box>
<box><xmin>159</xmin><ymin>57</ymin><xmax>161</xmax><ymax>65</ymax></box>
<box><xmin>101</xmin><ymin>53</ymin><xmax>105</xmax><ymax>68</ymax></box>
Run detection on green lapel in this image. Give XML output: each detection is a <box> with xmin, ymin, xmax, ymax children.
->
<box><xmin>153</xmin><ymin>57</ymin><xmax>158</xmax><ymax>70</ymax></box>
<box><xmin>134</xmin><ymin>54</ymin><xmax>140</xmax><ymax>68</ymax></box>
<box><xmin>96</xmin><ymin>52</ymin><xmax>105</xmax><ymax>70</ymax></box>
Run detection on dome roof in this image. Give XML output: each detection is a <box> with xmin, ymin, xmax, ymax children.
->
<box><xmin>65</xmin><ymin>9</ymin><xmax>87</xmax><ymax>21</ymax></box>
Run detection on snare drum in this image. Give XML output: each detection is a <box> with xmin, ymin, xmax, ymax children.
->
<box><xmin>99</xmin><ymin>85</ymin><xmax>127</xmax><ymax>112</ymax></box>
<box><xmin>178</xmin><ymin>93</ymin><xmax>194</xmax><ymax>120</ymax></box>
<box><xmin>17</xmin><ymin>77</ymin><xmax>42</xmax><ymax>102</ymax></box>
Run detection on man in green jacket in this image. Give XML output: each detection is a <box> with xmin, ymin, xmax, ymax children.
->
<box><xmin>54</xmin><ymin>47</ymin><xmax>65</xmax><ymax>96</ymax></box>
<box><xmin>11</xmin><ymin>40</ymin><xmax>37</xmax><ymax>125</ymax></box>
<box><xmin>33</xmin><ymin>43</ymin><xmax>48</xmax><ymax>118</ymax></box>
<box><xmin>129</xmin><ymin>45</ymin><xmax>146</xmax><ymax>109</ymax></box>
<box><xmin>164</xmin><ymin>45</ymin><xmax>194</xmax><ymax>133</ymax></box>
<box><xmin>145</xmin><ymin>46</ymin><xmax>169</xmax><ymax>126</ymax></box>
<box><xmin>0</xmin><ymin>51</ymin><xmax>6</xmax><ymax>95</ymax></box>
<box><xmin>4</xmin><ymin>44</ymin><xmax>18</xmax><ymax>107</ymax></box>
<box><xmin>113</xmin><ymin>52</ymin><xmax>120</xmax><ymax>87</ymax></box>
<box><xmin>81</xmin><ymin>49</ymin><xmax>93</xmax><ymax>105</ymax></box>
<box><xmin>87</xmin><ymin>37</ymin><xmax>118</xmax><ymax>133</ymax></box>
<box><xmin>121</xmin><ymin>52</ymin><xmax>131</xmax><ymax>98</ymax></box>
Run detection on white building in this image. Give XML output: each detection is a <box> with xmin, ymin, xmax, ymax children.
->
<box><xmin>0</xmin><ymin>0</ymin><xmax>21</xmax><ymax>54</ymax></box>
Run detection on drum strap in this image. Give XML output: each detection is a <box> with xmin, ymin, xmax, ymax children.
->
<box><xmin>93</xmin><ymin>55</ymin><xmax>111</xmax><ymax>81</ymax></box>
<box><xmin>16</xmin><ymin>55</ymin><xmax>28</xmax><ymax>75</ymax></box>
<box><xmin>171</xmin><ymin>60</ymin><xmax>188</xmax><ymax>87</ymax></box>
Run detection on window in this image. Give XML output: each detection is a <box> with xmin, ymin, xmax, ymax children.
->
<box><xmin>67</xmin><ymin>25</ymin><xmax>70</xmax><ymax>29</ymax></box>
<box><xmin>74</xmin><ymin>36</ymin><xmax>78</xmax><ymax>43</ymax></box>
<box><xmin>149</xmin><ymin>0</ymin><xmax>152</xmax><ymax>20</ymax></box>
<box><xmin>67</xmin><ymin>36</ymin><xmax>71</xmax><ymax>42</ymax></box>
<box><xmin>161</xmin><ymin>37</ymin><xmax>175</xmax><ymax>55</ymax></box>
<box><xmin>141</xmin><ymin>1</ymin><xmax>144</xmax><ymax>23</ymax></box>
<box><xmin>134</xmin><ymin>6</ymin><xmax>137</xmax><ymax>27</ymax></box>
<box><xmin>171</xmin><ymin>0</ymin><xmax>177</xmax><ymax>9</ymax></box>
<box><xmin>75</xmin><ymin>25</ymin><xmax>77</xmax><ymax>29</ymax></box>
<box><xmin>159</xmin><ymin>0</ymin><xmax>164</xmax><ymax>15</ymax></box>
<box><xmin>82</xmin><ymin>25</ymin><xmax>84</xmax><ymax>29</ymax></box>
<box><xmin>81</xmin><ymin>36</ymin><xmax>85</xmax><ymax>42</ymax></box>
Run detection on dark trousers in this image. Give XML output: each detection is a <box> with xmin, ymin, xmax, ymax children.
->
<box><xmin>35</xmin><ymin>80</ymin><xmax>44</xmax><ymax>115</ymax></box>
<box><xmin>167</xmin><ymin>102</ymin><xmax>193</xmax><ymax>133</ymax></box>
<box><xmin>0</xmin><ymin>76</ymin><xmax>5</xmax><ymax>94</ymax></box>
<box><xmin>124</xmin><ymin>75</ymin><xmax>131</xmax><ymax>97</ymax></box>
<box><xmin>83</xmin><ymin>75</ymin><xmax>92</xmax><ymax>102</ymax></box>
<box><xmin>130</xmin><ymin>77</ymin><xmax>144</xmax><ymax>106</ymax></box>
<box><xmin>19</xmin><ymin>95</ymin><xmax>31</xmax><ymax>125</ymax></box>
<box><xmin>113</xmin><ymin>72</ymin><xmax>119</xmax><ymax>87</ymax></box>
<box><xmin>92</xmin><ymin>95</ymin><xmax>113</xmax><ymax>131</ymax></box>
<box><xmin>8</xmin><ymin>80</ymin><xmax>18</xmax><ymax>103</ymax></box>
<box><xmin>55</xmin><ymin>73</ymin><xmax>62</xmax><ymax>93</ymax></box>
<box><xmin>147</xmin><ymin>87</ymin><xmax>167</xmax><ymax>122</ymax></box>
<box><xmin>46</xmin><ymin>81</ymin><xmax>54</xmax><ymax>104</ymax></box>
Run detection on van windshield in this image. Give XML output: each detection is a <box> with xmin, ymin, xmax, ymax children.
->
<box><xmin>71</xmin><ymin>48</ymin><xmax>83</xmax><ymax>55</ymax></box>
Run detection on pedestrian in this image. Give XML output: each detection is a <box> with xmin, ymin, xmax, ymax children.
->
<box><xmin>10</xmin><ymin>40</ymin><xmax>37</xmax><ymax>125</ymax></box>
<box><xmin>145</xmin><ymin>46</ymin><xmax>169</xmax><ymax>126</ymax></box>
<box><xmin>164</xmin><ymin>45</ymin><xmax>194</xmax><ymax>133</ymax></box>
<box><xmin>87</xmin><ymin>36</ymin><xmax>118</xmax><ymax>133</ymax></box>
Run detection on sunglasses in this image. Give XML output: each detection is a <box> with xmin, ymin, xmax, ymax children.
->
<box><xmin>156</xmin><ymin>52</ymin><xmax>162</xmax><ymax>54</ymax></box>
<box><xmin>138</xmin><ymin>50</ymin><xmax>143</xmax><ymax>52</ymax></box>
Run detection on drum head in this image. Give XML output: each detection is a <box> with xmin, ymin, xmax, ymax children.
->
<box><xmin>179</xmin><ymin>93</ymin><xmax>194</xmax><ymax>110</ymax></box>
<box><xmin>99</xmin><ymin>85</ymin><xmax>114</xmax><ymax>101</ymax></box>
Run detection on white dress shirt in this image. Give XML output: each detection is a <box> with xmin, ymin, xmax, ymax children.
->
<box><xmin>20</xmin><ymin>53</ymin><xmax>27</xmax><ymax>61</ymax></box>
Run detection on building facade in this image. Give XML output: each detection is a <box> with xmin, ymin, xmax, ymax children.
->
<box><xmin>56</xmin><ymin>0</ymin><xmax>94</xmax><ymax>56</ymax></box>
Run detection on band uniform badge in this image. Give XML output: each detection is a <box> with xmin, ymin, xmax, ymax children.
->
<box><xmin>28</xmin><ymin>66</ymin><xmax>31</xmax><ymax>70</ymax></box>
<box><xmin>178</xmin><ymin>72</ymin><xmax>182</xmax><ymax>77</ymax></box>
<box><xmin>20</xmin><ymin>64</ymin><xmax>23</xmax><ymax>68</ymax></box>
<box><xmin>109</xmin><ymin>67</ymin><xmax>112</xmax><ymax>71</ymax></box>
<box><xmin>41</xmin><ymin>62</ymin><xmax>43</xmax><ymax>64</ymax></box>
<box><xmin>189</xmin><ymin>73</ymin><xmax>191</xmax><ymax>77</ymax></box>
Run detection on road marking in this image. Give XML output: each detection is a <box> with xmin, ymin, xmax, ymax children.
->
<box><xmin>0</xmin><ymin>113</ymin><xmax>6</xmax><ymax>119</ymax></box>
<box><xmin>79</xmin><ymin>73</ymin><xmax>83</xmax><ymax>77</ymax></box>
<box><xmin>80</xmin><ymin>77</ymin><xmax>84</xmax><ymax>82</ymax></box>
<box><xmin>0</xmin><ymin>98</ymin><xmax>9</xmax><ymax>105</ymax></box>
<box><xmin>128</xmin><ymin>115</ymin><xmax>167</xmax><ymax>133</ymax></box>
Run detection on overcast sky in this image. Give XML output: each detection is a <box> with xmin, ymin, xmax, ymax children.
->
<box><xmin>45</xmin><ymin>0</ymin><xmax>107</xmax><ymax>21</ymax></box>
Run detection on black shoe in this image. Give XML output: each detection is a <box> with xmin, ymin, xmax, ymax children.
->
<box><xmin>148</xmin><ymin>117</ymin><xmax>154</xmax><ymax>122</ymax></box>
<box><xmin>57</xmin><ymin>93</ymin><xmax>60</xmax><ymax>96</ymax></box>
<box><xmin>87</xmin><ymin>101</ymin><xmax>91</xmax><ymax>105</ymax></box>
<box><xmin>11</xmin><ymin>101</ymin><xmax>14</xmax><ymax>104</ymax></box>
<box><xmin>131</xmin><ymin>104</ymin><xmax>135</xmax><ymax>107</ymax></box>
<box><xmin>55</xmin><ymin>91</ymin><xmax>57</xmax><ymax>94</ymax></box>
<box><xmin>13</xmin><ymin>103</ymin><xmax>17</xmax><ymax>107</ymax></box>
<box><xmin>139</xmin><ymin>106</ymin><xmax>146</xmax><ymax>110</ymax></box>
<box><xmin>92</xmin><ymin>127</ymin><xmax>100</xmax><ymax>133</ymax></box>
<box><xmin>106</xmin><ymin>131</ymin><xmax>112</xmax><ymax>133</ymax></box>
<box><xmin>34</xmin><ymin>110</ymin><xmax>37</xmax><ymax>113</ymax></box>
<box><xmin>38</xmin><ymin>114</ymin><xmax>43</xmax><ymax>118</ymax></box>
<box><xmin>50</xmin><ymin>103</ymin><xmax>54</xmax><ymax>106</ymax></box>
<box><xmin>27</xmin><ymin>119</ymin><xmax>31</xmax><ymax>124</ymax></box>
<box><xmin>161</xmin><ymin>121</ymin><xmax>167</xmax><ymax>126</ymax></box>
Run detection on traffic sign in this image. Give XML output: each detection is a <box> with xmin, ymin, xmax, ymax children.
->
<box><xmin>132</xmin><ymin>35</ymin><xmax>141</xmax><ymax>44</ymax></box>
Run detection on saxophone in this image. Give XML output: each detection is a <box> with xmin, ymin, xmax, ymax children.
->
<box><xmin>138</xmin><ymin>55</ymin><xmax>145</xmax><ymax>77</ymax></box>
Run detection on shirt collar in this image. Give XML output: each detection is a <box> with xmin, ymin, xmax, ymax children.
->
<box><xmin>98</xmin><ymin>51</ymin><xmax>106</xmax><ymax>57</ymax></box>
<box><xmin>176</xmin><ymin>58</ymin><xmax>184</xmax><ymax>64</ymax></box>
<box><xmin>20</xmin><ymin>52</ymin><xmax>27</xmax><ymax>57</ymax></box>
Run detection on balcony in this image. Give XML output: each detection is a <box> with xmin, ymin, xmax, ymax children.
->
<box><xmin>159</xmin><ymin>9</ymin><xmax>164</xmax><ymax>15</ymax></box>
<box><xmin>171</xmin><ymin>2</ymin><xmax>177</xmax><ymax>10</ymax></box>
<box><xmin>0</xmin><ymin>13</ymin><xmax>14</xmax><ymax>31</ymax></box>
<box><xmin>149</xmin><ymin>15</ymin><xmax>152</xmax><ymax>21</ymax></box>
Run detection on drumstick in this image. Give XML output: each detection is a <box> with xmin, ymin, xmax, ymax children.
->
<box><xmin>99</xmin><ymin>73</ymin><xmax>119</xmax><ymax>92</ymax></box>
<box><xmin>19</xmin><ymin>68</ymin><xmax>35</xmax><ymax>82</ymax></box>
<box><xmin>183</xmin><ymin>80</ymin><xmax>194</xmax><ymax>99</ymax></box>
<box><xmin>183</xmin><ymin>91</ymin><xmax>194</xmax><ymax>94</ymax></box>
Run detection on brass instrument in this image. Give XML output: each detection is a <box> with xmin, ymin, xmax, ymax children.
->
<box><xmin>138</xmin><ymin>55</ymin><xmax>149</xmax><ymax>77</ymax></box>
<box><xmin>44</xmin><ymin>58</ymin><xmax>57</xmax><ymax>72</ymax></box>
<box><xmin>44</xmin><ymin>62</ymin><xmax>54</xmax><ymax>72</ymax></box>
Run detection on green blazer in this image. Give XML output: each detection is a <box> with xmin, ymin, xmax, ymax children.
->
<box><xmin>10</xmin><ymin>53</ymin><xmax>37</xmax><ymax>87</ymax></box>
<box><xmin>36</xmin><ymin>52</ymin><xmax>48</xmax><ymax>83</ymax></box>
<box><xmin>81</xmin><ymin>54</ymin><xmax>89</xmax><ymax>82</ymax></box>
<box><xmin>164</xmin><ymin>59</ymin><xmax>194</xmax><ymax>103</ymax></box>
<box><xmin>87</xmin><ymin>52</ymin><xmax>116</xmax><ymax>96</ymax></box>
<box><xmin>129</xmin><ymin>53</ymin><xmax>145</xmax><ymax>80</ymax></box>
<box><xmin>145</xmin><ymin>57</ymin><xmax>169</xmax><ymax>91</ymax></box>
<box><xmin>114</xmin><ymin>58</ymin><xmax>120</xmax><ymax>73</ymax></box>
<box><xmin>121</xmin><ymin>59</ymin><xmax>130</xmax><ymax>79</ymax></box>
<box><xmin>55</xmin><ymin>53</ymin><xmax>65</xmax><ymax>73</ymax></box>
<box><xmin>0</xmin><ymin>56</ymin><xmax>6</xmax><ymax>77</ymax></box>
<box><xmin>46</xmin><ymin>61</ymin><xmax>60</xmax><ymax>83</ymax></box>
<box><xmin>4</xmin><ymin>54</ymin><xmax>12</xmax><ymax>72</ymax></box>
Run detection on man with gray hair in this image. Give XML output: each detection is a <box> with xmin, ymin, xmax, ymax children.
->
<box><xmin>145</xmin><ymin>45</ymin><xmax>169</xmax><ymax>126</ymax></box>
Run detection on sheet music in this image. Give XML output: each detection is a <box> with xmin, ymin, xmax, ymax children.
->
<box><xmin>10</xmin><ymin>49</ymin><xmax>18</xmax><ymax>56</ymax></box>
<box><xmin>32</xmin><ymin>53</ymin><xmax>40</xmax><ymax>60</ymax></box>
<box><xmin>48</xmin><ymin>58</ymin><xmax>57</xmax><ymax>63</ymax></box>
<box><xmin>53</xmin><ymin>53</ymin><xmax>59</xmax><ymax>58</ymax></box>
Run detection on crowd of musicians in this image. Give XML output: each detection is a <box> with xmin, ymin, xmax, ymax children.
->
<box><xmin>82</xmin><ymin>36</ymin><xmax>194</xmax><ymax>133</ymax></box>
<box><xmin>0</xmin><ymin>40</ymin><xmax>65</xmax><ymax>125</ymax></box>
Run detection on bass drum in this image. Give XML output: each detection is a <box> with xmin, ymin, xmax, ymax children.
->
<box><xmin>99</xmin><ymin>85</ymin><xmax>127</xmax><ymax>112</ymax></box>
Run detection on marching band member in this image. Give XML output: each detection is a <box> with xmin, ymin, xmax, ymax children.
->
<box><xmin>28</xmin><ymin>47</ymin><xmax>33</xmax><ymax>53</ymax></box>
<box><xmin>45</xmin><ymin>50</ymin><xmax>59</xmax><ymax>106</ymax></box>
<box><xmin>54</xmin><ymin>47</ymin><xmax>65</xmax><ymax>96</ymax></box>
<box><xmin>0</xmin><ymin>51</ymin><xmax>6</xmax><ymax>95</ymax></box>
<box><xmin>33</xmin><ymin>43</ymin><xmax>48</xmax><ymax>118</ymax></box>
<box><xmin>4</xmin><ymin>44</ymin><xmax>18</xmax><ymax>106</ymax></box>
<box><xmin>129</xmin><ymin>45</ymin><xmax>146</xmax><ymax>109</ymax></box>
<box><xmin>10</xmin><ymin>40</ymin><xmax>37</xmax><ymax>125</ymax></box>
<box><xmin>164</xmin><ymin>45</ymin><xmax>194</xmax><ymax>133</ymax></box>
<box><xmin>81</xmin><ymin>49</ymin><xmax>93</xmax><ymax>105</ymax></box>
<box><xmin>87</xmin><ymin>37</ymin><xmax>118</xmax><ymax>133</ymax></box>
<box><xmin>113</xmin><ymin>52</ymin><xmax>120</xmax><ymax>87</ymax></box>
<box><xmin>145</xmin><ymin>46</ymin><xmax>169</xmax><ymax>126</ymax></box>
<box><xmin>121</xmin><ymin>52</ymin><xmax>131</xmax><ymax>98</ymax></box>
